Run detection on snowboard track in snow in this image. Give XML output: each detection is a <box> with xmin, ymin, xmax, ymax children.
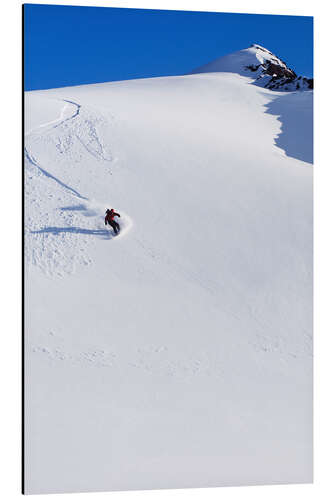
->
<box><xmin>25</xmin><ymin>97</ymin><xmax>128</xmax><ymax>277</ymax></box>
<box><xmin>53</xmin><ymin>99</ymin><xmax>81</xmax><ymax>128</ymax></box>
<box><xmin>52</xmin><ymin>98</ymin><xmax>113</xmax><ymax>163</ymax></box>
<box><xmin>24</xmin><ymin>146</ymin><xmax>87</xmax><ymax>200</ymax></box>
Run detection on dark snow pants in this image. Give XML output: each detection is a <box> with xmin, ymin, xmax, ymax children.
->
<box><xmin>108</xmin><ymin>220</ymin><xmax>120</xmax><ymax>234</ymax></box>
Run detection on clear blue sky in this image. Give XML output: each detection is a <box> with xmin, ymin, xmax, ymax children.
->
<box><xmin>24</xmin><ymin>4</ymin><xmax>313</xmax><ymax>91</ymax></box>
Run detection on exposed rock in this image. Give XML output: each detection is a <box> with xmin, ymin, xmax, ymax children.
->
<box><xmin>191</xmin><ymin>44</ymin><xmax>313</xmax><ymax>92</ymax></box>
<box><xmin>246</xmin><ymin>45</ymin><xmax>313</xmax><ymax>92</ymax></box>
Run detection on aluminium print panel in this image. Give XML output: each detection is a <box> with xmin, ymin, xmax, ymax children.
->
<box><xmin>24</xmin><ymin>4</ymin><xmax>313</xmax><ymax>494</ymax></box>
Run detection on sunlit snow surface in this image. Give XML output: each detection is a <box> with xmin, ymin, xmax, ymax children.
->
<box><xmin>24</xmin><ymin>65</ymin><xmax>313</xmax><ymax>493</ymax></box>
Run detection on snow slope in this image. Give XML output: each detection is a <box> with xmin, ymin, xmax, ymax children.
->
<box><xmin>24</xmin><ymin>50</ymin><xmax>313</xmax><ymax>493</ymax></box>
<box><xmin>192</xmin><ymin>44</ymin><xmax>284</xmax><ymax>75</ymax></box>
<box><xmin>192</xmin><ymin>44</ymin><xmax>313</xmax><ymax>91</ymax></box>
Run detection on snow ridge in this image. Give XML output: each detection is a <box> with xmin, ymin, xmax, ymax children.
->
<box><xmin>192</xmin><ymin>44</ymin><xmax>313</xmax><ymax>91</ymax></box>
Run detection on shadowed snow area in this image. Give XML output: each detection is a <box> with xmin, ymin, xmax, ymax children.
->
<box><xmin>265</xmin><ymin>91</ymin><xmax>313</xmax><ymax>163</ymax></box>
<box><xmin>24</xmin><ymin>52</ymin><xmax>312</xmax><ymax>494</ymax></box>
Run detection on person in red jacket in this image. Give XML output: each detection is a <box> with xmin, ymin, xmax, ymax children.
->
<box><xmin>105</xmin><ymin>208</ymin><xmax>121</xmax><ymax>234</ymax></box>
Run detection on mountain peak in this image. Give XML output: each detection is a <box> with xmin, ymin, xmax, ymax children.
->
<box><xmin>191</xmin><ymin>44</ymin><xmax>313</xmax><ymax>92</ymax></box>
<box><xmin>250</xmin><ymin>43</ymin><xmax>273</xmax><ymax>52</ymax></box>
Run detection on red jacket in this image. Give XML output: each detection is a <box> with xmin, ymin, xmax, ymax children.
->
<box><xmin>105</xmin><ymin>209</ymin><xmax>120</xmax><ymax>224</ymax></box>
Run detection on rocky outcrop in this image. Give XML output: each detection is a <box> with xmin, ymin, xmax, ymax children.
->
<box><xmin>191</xmin><ymin>43</ymin><xmax>313</xmax><ymax>92</ymax></box>
<box><xmin>246</xmin><ymin>44</ymin><xmax>313</xmax><ymax>91</ymax></box>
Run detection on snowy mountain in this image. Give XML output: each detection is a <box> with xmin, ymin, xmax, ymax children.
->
<box><xmin>192</xmin><ymin>44</ymin><xmax>313</xmax><ymax>91</ymax></box>
<box><xmin>24</xmin><ymin>46</ymin><xmax>313</xmax><ymax>494</ymax></box>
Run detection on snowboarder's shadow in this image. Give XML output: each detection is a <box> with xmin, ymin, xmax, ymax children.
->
<box><xmin>31</xmin><ymin>226</ymin><xmax>114</xmax><ymax>240</ymax></box>
<box><xmin>60</xmin><ymin>204</ymin><xmax>97</xmax><ymax>217</ymax></box>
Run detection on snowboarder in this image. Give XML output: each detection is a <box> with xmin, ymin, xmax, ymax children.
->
<box><xmin>105</xmin><ymin>208</ymin><xmax>121</xmax><ymax>235</ymax></box>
